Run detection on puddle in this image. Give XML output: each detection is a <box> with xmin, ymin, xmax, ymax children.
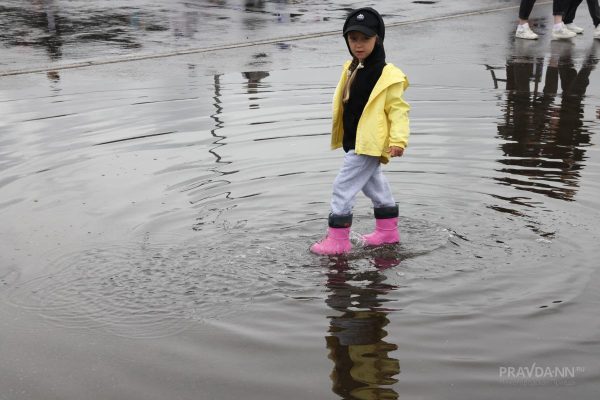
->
<box><xmin>1</xmin><ymin>3</ymin><xmax>600</xmax><ymax>400</ymax></box>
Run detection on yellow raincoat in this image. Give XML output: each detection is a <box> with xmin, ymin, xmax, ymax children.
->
<box><xmin>331</xmin><ymin>61</ymin><xmax>410</xmax><ymax>164</ymax></box>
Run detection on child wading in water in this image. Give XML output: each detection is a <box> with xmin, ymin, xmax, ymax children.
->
<box><xmin>311</xmin><ymin>8</ymin><xmax>410</xmax><ymax>255</ymax></box>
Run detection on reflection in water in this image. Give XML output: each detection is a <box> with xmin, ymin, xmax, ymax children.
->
<box><xmin>496</xmin><ymin>41</ymin><xmax>599</xmax><ymax>201</ymax></box>
<box><xmin>171</xmin><ymin>5</ymin><xmax>199</xmax><ymax>39</ymax></box>
<box><xmin>325</xmin><ymin>256</ymin><xmax>401</xmax><ymax>399</ymax></box>
<box><xmin>190</xmin><ymin>73</ymin><xmax>231</xmax><ymax>226</ymax></box>
<box><xmin>0</xmin><ymin>0</ymin><xmax>322</xmax><ymax>70</ymax></box>
<box><xmin>243</xmin><ymin>71</ymin><xmax>270</xmax><ymax>109</ymax></box>
<box><xmin>0</xmin><ymin>0</ymin><xmax>166</xmax><ymax>63</ymax></box>
<box><xmin>29</xmin><ymin>0</ymin><xmax>62</xmax><ymax>60</ymax></box>
<box><xmin>38</xmin><ymin>0</ymin><xmax>62</xmax><ymax>60</ymax></box>
<box><xmin>191</xmin><ymin>69</ymin><xmax>272</xmax><ymax>226</ymax></box>
<box><xmin>209</xmin><ymin>74</ymin><xmax>228</xmax><ymax>166</ymax></box>
<box><xmin>243</xmin><ymin>0</ymin><xmax>266</xmax><ymax>30</ymax></box>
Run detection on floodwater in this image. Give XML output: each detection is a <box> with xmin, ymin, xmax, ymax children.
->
<box><xmin>1</xmin><ymin>1</ymin><xmax>600</xmax><ymax>399</ymax></box>
<box><xmin>0</xmin><ymin>0</ymin><xmax>523</xmax><ymax>71</ymax></box>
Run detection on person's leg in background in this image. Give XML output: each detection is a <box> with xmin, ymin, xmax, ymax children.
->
<box><xmin>563</xmin><ymin>0</ymin><xmax>586</xmax><ymax>33</ymax></box>
<box><xmin>516</xmin><ymin>0</ymin><xmax>540</xmax><ymax>39</ymax></box>
<box><xmin>587</xmin><ymin>0</ymin><xmax>600</xmax><ymax>37</ymax></box>
<box><xmin>552</xmin><ymin>0</ymin><xmax>578</xmax><ymax>39</ymax></box>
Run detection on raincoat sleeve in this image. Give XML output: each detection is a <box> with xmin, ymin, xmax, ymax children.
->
<box><xmin>330</xmin><ymin>61</ymin><xmax>352</xmax><ymax>150</ymax></box>
<box><xmin>385</xmin><ymin>78</ymin><xmax>410</xmax><ymax>149</ymax></box>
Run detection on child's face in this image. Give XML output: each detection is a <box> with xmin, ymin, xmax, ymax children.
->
<box><xmin>347</xmin><ymin>31</ymin><xmax>377</xmax><ymax>61</ymax></box>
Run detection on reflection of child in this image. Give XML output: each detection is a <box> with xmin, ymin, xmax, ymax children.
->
<box><xmin>325</xmin><ymin>258</ymin><xmax>400</xmax><ymax>398</ymax></box>
<box><xmin>311</xmin><ymin>8</ymin><xmax>410</xmax><ymax>255</ymax></box>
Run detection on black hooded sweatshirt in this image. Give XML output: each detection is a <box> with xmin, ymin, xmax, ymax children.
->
<box><xmin>342</xmin><ymin>8</ymin><xmax>387</xmax><ymax>152</ymax></box>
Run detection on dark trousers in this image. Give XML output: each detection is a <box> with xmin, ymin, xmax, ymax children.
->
<box><xmin>519</xmin><ymin>0</ymin><xmax>571</xmax><ymax>19</ymax></box>
<box><xmin>563</xmin><ymin>0</ymin><xmax>600</xmax><ymax>26</ymax></box>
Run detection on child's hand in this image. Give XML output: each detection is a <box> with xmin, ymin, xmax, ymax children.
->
<box><xmin>389</xmin><ymin>146</ymin><xmax>404</xmax><ymax>157</ymax></box>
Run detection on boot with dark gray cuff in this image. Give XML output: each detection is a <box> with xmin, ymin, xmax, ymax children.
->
<box><xmin>362</xmin><ymin>205</ymin><xmax>399</xmax><ymax>246</ymax></box>
<box><xmin>310</xmin><ymin>214</ymin><xmax>353</xmax><ymax>255</ymax></box>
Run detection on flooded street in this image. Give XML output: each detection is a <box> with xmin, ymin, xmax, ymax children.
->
<box><xmin>1</xmin><ymin>1</ymin><xmax>600</xmax><ymax>399</ymax></box>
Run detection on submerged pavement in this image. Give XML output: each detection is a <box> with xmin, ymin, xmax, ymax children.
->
<box><xmin>1</xmin><ymin>0</ymin><xmax>554</xmax><ymax>74</ymax></box>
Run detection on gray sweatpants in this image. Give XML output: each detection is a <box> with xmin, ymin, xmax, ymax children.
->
<box><xmin>330</xmin><ymin>150</ymin><xmax>396</xmax><ymax>216</ymax></box>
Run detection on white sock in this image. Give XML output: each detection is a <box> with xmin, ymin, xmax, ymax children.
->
<box><xmin>553</xmin><ymin>22</ymin><xmax>564</xmax><ymax>31</ymax></box>
<box><xmin>517</xmin><ymin>23</ymin><xmax>529</xmax><ymax>31</ymax></box>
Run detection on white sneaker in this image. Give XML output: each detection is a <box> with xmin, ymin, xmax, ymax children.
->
<box><xmin>595</xmin><ymin>25</ymin><xmax>600</xmax><ymax>39</ymax></box>
<box><xmin>552</xmin><ymin>26</ymin><xmax>577</xmax><ymax>40</ymax></box>
<box><xmin>565</xmin><ymin>23</ymin><xmax>584</xmax><ymax>34</ymax></box>
<box><xmin>515</xmin><ymin>25</ymin><xmax>539</xmax><ymax>40</ymax></box>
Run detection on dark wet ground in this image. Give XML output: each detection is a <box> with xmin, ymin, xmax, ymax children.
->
<box><xmin>2</xmin><ymin>1</ymin><xmax>600</xmax><ymax>399</ymax></box>
<box><xmin>1</xmin><ymin>0</ymin><xmax>546</xmax><ymax>73</ymax></box>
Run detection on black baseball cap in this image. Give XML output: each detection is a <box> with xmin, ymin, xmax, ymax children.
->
<box><xmin>343</xmin><ymin>9</ymin><xmax>381</xmax><ymax>37</ymax></box>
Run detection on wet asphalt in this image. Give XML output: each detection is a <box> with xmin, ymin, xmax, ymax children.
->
<box><xmin>2</xmin><ymin>1</ymin><xmax>600</xmax><ymax>400</ymax></box>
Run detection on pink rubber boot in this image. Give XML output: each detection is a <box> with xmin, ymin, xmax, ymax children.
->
<box><xmin>362</xmin><ymin>205</ymin><xmax>400</xmax><ymax>246</ymax></box>
<box><xmin>310</xmin><ymin>214</ymin><xmax>352</xmax><ymax>255</ymax></box>
<box><xmin>310</xmin><ymin>227</ymin><xmax>352</xmax><ymax>255</ymax></box>
<box><xmin>362</xmin><ymin>217</ymin><xmax>399</xmax><ymax>246</ymax></box>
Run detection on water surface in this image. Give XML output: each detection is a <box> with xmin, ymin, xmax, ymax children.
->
<box><xmin>1</xmin><ymin>3</ymin><xmax>600</xmax><ymax>400</ymax></box>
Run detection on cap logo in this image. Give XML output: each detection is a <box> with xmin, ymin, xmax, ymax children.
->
<box><xmin>356</xmin><ymin>13</ymin><xmax>365</xmax><ymax>21</ymax></box>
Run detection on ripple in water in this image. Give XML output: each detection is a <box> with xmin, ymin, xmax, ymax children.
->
<box><xmin>7</xmin><ymin>216</ymin><xmax>452</xmax><ymax>338</ymax></box>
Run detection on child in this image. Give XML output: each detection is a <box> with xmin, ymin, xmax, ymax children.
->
<box><xmin>310</xmin><ymin>7</ymin><xmax>410</xmax><ymax>255</ymax></box>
